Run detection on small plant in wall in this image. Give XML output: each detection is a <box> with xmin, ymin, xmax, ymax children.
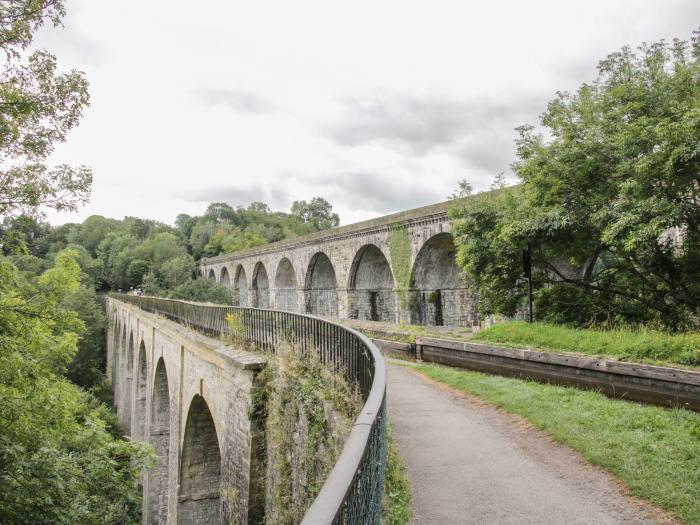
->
<box><xmin>226</xmin><ymin>312</ymin><xmax>245</xmax><ymax>345</ymax></box>
<box><xmin>426</xmin><ymin>291</ymin><xmax>440</xmax><ymax>304</ymax></box>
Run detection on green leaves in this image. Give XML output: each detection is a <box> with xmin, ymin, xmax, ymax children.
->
<box><xmin>0</xmin><ymin>255</ymin><xmax>150</xmax><ymax>524</ymax></box>
<box><xmin>1</xmin><ymin>3</ymin><xmax>91</xmax><ymax>220</ymax></box>
<box><xmin>452</xmin><ymin>29</ymin><xmax>700</xmax><ymax>329</ymax></box>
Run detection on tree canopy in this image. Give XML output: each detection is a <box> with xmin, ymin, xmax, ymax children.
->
<box><xmin>452</xmin><ymin>30</ymin><xmax>700</xmax><ymax>330</ymax></box>
<box><xmin>0</xmin><ymin>0</ymin><xmax>92</xmax><ymax>220</ymax></box>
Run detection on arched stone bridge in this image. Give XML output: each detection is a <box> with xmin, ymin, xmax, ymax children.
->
<box><xmin>106</xmin><ymin>297</ymin><xmax>267</xmax><ymax>524</ymax></box>
<box><xmin>198</xmin><ymin>199</ymin><xmax>478</xmax><ymax>327</ymax></box>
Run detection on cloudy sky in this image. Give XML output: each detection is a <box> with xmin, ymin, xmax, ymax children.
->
<box><xmin>37</xmin><ymin>0</ymin><xmax>700</xmax><ymax>226</ymax></box>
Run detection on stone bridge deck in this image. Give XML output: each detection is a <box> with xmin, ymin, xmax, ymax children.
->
<box><xmin>198</xmin><ymin>197</ymin><xmax>480</xmax><ymax>329</ymax></box>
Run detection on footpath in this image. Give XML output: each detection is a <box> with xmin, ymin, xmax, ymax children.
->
<box><xmin>387</xmin><ymin>363</ymin><xmax>672</xmax><ymax>525</ymax></box>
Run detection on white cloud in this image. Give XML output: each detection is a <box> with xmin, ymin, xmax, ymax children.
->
<box><xmin>33</xmin><ymin>0</ymin><xmax>700</xmax><ymax>226</ymax></box>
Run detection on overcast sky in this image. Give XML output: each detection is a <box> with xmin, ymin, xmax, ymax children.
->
<box><xmin>37</xmin><ymin>0</ymin><xmax>700</xmax><ymax>226</ymax></box>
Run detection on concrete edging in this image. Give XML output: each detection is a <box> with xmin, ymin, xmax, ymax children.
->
<box><xmin>373</xmin><ymin>334</ymin><xmax>700</xmax><ymax>411</ymax></box>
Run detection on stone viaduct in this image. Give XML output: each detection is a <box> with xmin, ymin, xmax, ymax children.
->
<box><xmin>197</xmin><ymin>199</ymin><xmax>478</xmax><ymax>328</ymax></box>
<box><xmin>106</xmin><ymin>296</ymin><xmax>267</xmax><ymax>524</ymax></box>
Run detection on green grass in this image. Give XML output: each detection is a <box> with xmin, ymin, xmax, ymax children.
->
<box><xmin>475</xmin><ymin>321</ymin><xmax>700</xmax><ymax>368</ymax></box>
<box><xmin>415</xmin><ymin>362</ymin><xmax>700</xmax><ymax>524</ymax></box>
<box><xmin>383</xmin><ymin>426</ymin><xmax>412</xmax><ymax>525</ymax></box>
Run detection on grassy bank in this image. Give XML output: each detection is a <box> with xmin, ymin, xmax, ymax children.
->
<box><xmin>383</xmin><ymin>426</ymin><xmax>412</xmax><ymax>525</ymax></box>
<box><xmin>415</xmin><ymin>362</ymin><xmax>700</xmax><ymax>524</ymax></box>
<box><xmin>474</xmin><ymin>321</ymin><xmax>700</xmax><ymax>368</ymax></box>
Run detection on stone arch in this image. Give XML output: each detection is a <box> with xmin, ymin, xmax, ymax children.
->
<box><xmin>208</xmin><ymin>268</ymin><xmax>216</xmax><ymax>281</ymax></box>
<box><xmin>304</xmin><ymin>252</ymin><xmax>338</xmax><ymax>317</ymax></box>
<box><xmin>348</xmin><ymin>244</ymin><xmax>396</xmax><ymax>322</ymax></box>
<box><xmin>148</xmin><ymin>358</ymin><xmax>171</xmax><ymax>524</ymax></box>
<box><xmin>409</xmin><ymin>232</ymin><xmax>471</xmax><ymax>326</ymax></box>
<box><xmin>123</xmin><ymin>331</ymin><xmax>134</xmax><ymax>428</ymax></box>
<box><xmin>134</xmin><ymin>340</ymin><xmax>148</xmax><ymax>441</ymax></box>
<box><xmin>274</xmin><ymin>257</ymin><xmax>297</xmax><ymax>312</ymax></box>
<box><xmin>113</xmin><ymin>320</ymin><xmax>121</xmax><ymax>411</ymax></box>
<box><xmin>234</xmin><ymin>265</ymin><xmax>248</xmax><ymax>307</ymax></box>
<box><xmin>251</xmin><ymin>262</ymin><xmax>270</xmax><ymax>309</ymax></box>
<box><xmin>219</xmin><ymin>266</ymin><xmax>230</xmax><ymax>287</ymax></box>
<box><xmin>178</xmin><ymin>395</ymin><xmax>221</xmax><ymax>524</ymax></box>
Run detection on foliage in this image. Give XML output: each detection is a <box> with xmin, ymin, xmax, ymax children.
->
<box><xmin>388</xmin><ymin>227</ymin><xmax>411</xmax><ymax>309</ymax></box>
<box><xmin>475</xmin><ymin>321</ymin><xmax>700</xmax><ymax>367</ymax></box>
<box><xmin>259</xmin><ymin>344</ymin><xmax>361</xmax><ymax>524</ymax></box>
<box><xmin>2</xmin><ymin>192</ymin><xmax>340</xmax><ymax>294</ymax></box>
<box><xmin>448</xmin><ymin>178</ymin><xmax>473</xmax><ymax>199</ymax></box>
<box><xmin>0</xmin><ymin>1</ymin><xmax>92</xmax><ymax>221</ymax></box>
<box><xmin>0</xmin><ymin>252</ymin><xmax>150</xmax><ymax>524</ymax></box>
<box><xmin>382</xmin><ymin>426</ymin><xmax>412</xmax><ymax>525</ymax></box>
<box><xmin>451</xmin><ymin>31</ymin><xmax>700</xmax><ymax>330</ymax></box>
<box><xmin>167</xmin><ymin>276</ymin><xmax>236</xmax><ymax>304</ymax></box>
<box><xmin>291</xmin><ymin>197</ymin><xmax>340</xmax><ymax>230</ymax></box>
<box><xmin>63</xmin><ymin>285</ymin><xmax>108</xmax><ymax>389</ymax></box>
<box><xmin>416</xmin><ymin>363</ymin><xmax>700</xmax><ymax>524</ymax></box>
<box><xmin>67</xmin><ymin>215</ymin><xmax>121</xmax><ymax>255</ymax></box>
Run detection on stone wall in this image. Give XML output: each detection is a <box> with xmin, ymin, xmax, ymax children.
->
<box><xmin>107</xmin><ymin>297</ymin><xmax>267</xmax><ymax>524</ymax></box>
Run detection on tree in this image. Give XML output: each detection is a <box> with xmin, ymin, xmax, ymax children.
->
<box><xmin>167</xmin><ymin>277</ymin><xmax>236</xmax><ymax>305</ymax></box>
<box><xmin>126</xmin><ymin>258</ymin><xmax>149</xmax><ymax>288</ymax></box>
<box><xmin>67</xmin><ymin>215</ymin><xmax>121</xmax><ymax>255</ymax></box>
<box><xmin>449</xmin><ymin>179</ymin><xmax>472</xmax><ymax>199</ymax></box>
<box><xmin>451</xmin><ymin>31</ymin><xmax>700</xmax><ymax>330</ymax></box>
<box><xmin>291</xmin><ymin>197</ymin><xmax>340</xmax><ymax>229</ymax></box>
<box><xmin>63</xmin><ymin>284</ymin><xmax>107</xmax><ymax>390</ymax></box>
<box><xmin>0</xmin><ymin>251</ymin><xmax>149</xmax><ymax>523</ymax></box>
<box><xmin>0</xmin><ymin>1</ymin><xmax>92</xmax><ymax>220</ymax></box>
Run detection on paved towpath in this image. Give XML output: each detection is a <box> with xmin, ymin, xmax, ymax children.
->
<box><xmin>387</xmin><ymin>363</ymin><xmax>673</xmax><ymax>525</ymax></box>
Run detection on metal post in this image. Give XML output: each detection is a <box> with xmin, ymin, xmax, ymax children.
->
<box><xmin>523</xmin><ymin>242</ymin><xmax>533</xmax><ymax>323</ymax></box>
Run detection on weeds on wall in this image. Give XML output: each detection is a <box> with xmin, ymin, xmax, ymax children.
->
<box><xmin>226</xmin><ymin>312</ymin><xmax>245</xmax><ymax>345</ymax></box>
<box><xmin>389</xmin><ymin>227</ymin><xmax>412</xmax><ymax>310</ymax></box>
<box><xmin>251</xmin><ymin>343</ymin><xmax>362</xmax><ymax>524</ymax></box>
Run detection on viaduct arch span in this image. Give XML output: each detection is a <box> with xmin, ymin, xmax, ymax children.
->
<box><xmin>106</xmin><ymin>297</ymin><xmax>267</xmax><ymax>524</ymax></box>
<box><xmin>198</xmin><ymin>199</ymin><xmax>478</xmax><ymax>327</ymax></box>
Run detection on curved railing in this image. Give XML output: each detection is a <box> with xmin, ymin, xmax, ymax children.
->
<box><xmin>111</xmin><ymin>293</ymin><xmax>387</xmax><ymax>524</ymax></box>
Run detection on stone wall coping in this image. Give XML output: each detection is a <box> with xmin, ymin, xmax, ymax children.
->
<box><xmin>416</xmin><ymin>336</ymin><xmax>700</xmax><ymax>386</ymax></box>
<box><xmin>113</xmin><ymin>299</ymin><xmax>267</xmax><ymax>371</ymax></box>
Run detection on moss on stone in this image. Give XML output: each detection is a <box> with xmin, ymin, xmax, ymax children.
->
<box><xmin>389</xmin><ymin>227</ymin><xmax>412</xmax><ymax>309</ymax></box>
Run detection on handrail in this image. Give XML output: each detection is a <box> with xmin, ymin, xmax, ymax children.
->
<box><xmin>109</xmin><ymin>293</ymin><xmax>387</xmax><ymax>524</ymax></box>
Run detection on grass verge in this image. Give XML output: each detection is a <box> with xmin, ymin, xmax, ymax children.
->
<box><xmin>474</xmin><ymin>321</ymin><xmax>700</xmax><ymax>368</ymax></box>
<box><xmin>383</xmin><ymin>425</ymin><xmax>412</xmax><ymax>525</ymax></box>
<box><xmin>415</xmin><ymin>362</ymin><xmax>700</xmax><ymax>524</ymax></box>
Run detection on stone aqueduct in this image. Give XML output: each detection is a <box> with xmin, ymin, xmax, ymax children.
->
<box><xmin>106</xmin><ymin>297</ymin><xmax>267</xmax><ymax>524</ymax></box>
<box><xmin>198</xmin><ymin>199</ymin><xmax>477</xmax><ymax>328</ymax></box>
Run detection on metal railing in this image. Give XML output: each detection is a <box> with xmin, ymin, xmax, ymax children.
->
<box><xmin>110</xmin><ymin>293</ymin><xmax>387</xmax><ymax>525</ymax></box>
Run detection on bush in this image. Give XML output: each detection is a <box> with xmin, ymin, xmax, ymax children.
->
<box><xmin>167</xmin><ymin>277</ymin><xmax>236</xmax><ymax>305</ymax></box>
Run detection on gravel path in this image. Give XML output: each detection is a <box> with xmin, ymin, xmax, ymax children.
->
<box><xmin>387</xmin><ymin>363</ymin><xmax>674</xmax><ymax>525</ymax></box>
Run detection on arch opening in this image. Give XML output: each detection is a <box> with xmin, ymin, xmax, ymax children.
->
<box><xmin>113</xmin><ymin>321</ymin><xmax>121</xmax><ymax>411</ymax></box>
<box><xmin>252</xmin><ymin>262</ymin><xmax>270</xmax><ymax>309</ymax></box>
<box><xmin>219</xmin><ymin>266</ymin><xmax>230</xmax><ymax>287</ymax></box>
<box><xmin>122</xmin><ymin>331</ymin><xmax>134</xmax><ymax>429</ymax></box>
<box><xmin>147</xmin><ymin>359</ymin><xmax>171</xmax><ymax>524</ymax></box>
<box><xmin>234</xmin><ymin>266</ymin><xmax>248</xmax><ymax>307</ymax></box>
<box><xmin>409</xmin><ymin>232</ymin><xmax>473</xmax><ymax>327</ymax></box>
<box><xmin>304</xmin><ymin>252</ymin><xmax>338</xmax><ymax>317</ymax></box>
<box><xmin>134</xmin><ymin>341</ymin><xmax>148</xmax><ymax>441</ymax></box>
<box><xmin>274</xmin><ymin>257</ymin><xmax>297</xmax><ymax>312</ymax></box>
<box><xmin>207</xmin><ymin>268</ymin><xmax>216</xmax><ymax>281</ymax></box>
<box><xmin>348</xmin><ymin>244</ymin><xmax>396</xmax><ymax>322</ymax></box>
<box><xmin>178</xmin><ymin>395</ymin><xmax>221</xmax><ymax>524</ymax></box>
